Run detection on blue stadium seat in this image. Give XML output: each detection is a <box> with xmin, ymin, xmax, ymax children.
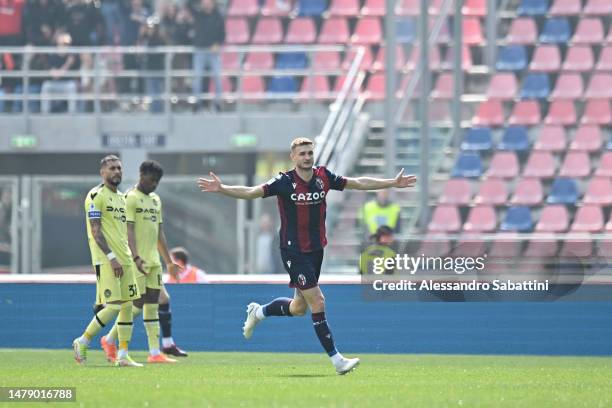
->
<box><xmin>268</xmin><ymin>76</ymin><xmax>298</xmax><ymax>93</ymax></box>
<box><xmin>297</xmin><ymin>0</ymin><xmax>327</xmax><ymax>16</ymax></box>
<box><xmin>276</xmin><ymin>52</ymin><xmax>308</xmax><ymax>69</ymax></box>
<box><xmin>451</xmin><ymin>152</ymin><xmax>483</xmax><ymax>178</ymax></box>
<box><xmin>500</xmin><ymin>206</ymin><xmax>533</xmax><ymax>232</ymax></box>
<box><xmin>607</xmin><ymin>136</ymin><xmax>612</xmax><ymax>150</ymax></box>
<box><xmin>517</xmin><ymin>0</ymin><xmax>549</xmax><ymax>16</ymax></box>
<box><xmin>396</xmin><ymin>19</ymin><xmax>416</xmax><ymax>43</ymax></box>
<box><xmin>496</xmin><ymin>45</ymin><xmax>528</xmax><ymax>71</ymax></box>
<box><xmin>539</xmin><ymin>18</ymin><xmax>571</xmax><ymax>44</ymax></box>
<box><xmin>519</xmin><ymin>73</ymin><xmax>550</xmax><ymax>99</ymax></box>
<box><xmin>547</xmin><ymin>178</ymin><xmax>579</xmax><ymax>204</ymax></box>
<box><xmin>461</xmin><ymin>128</ymin><xmax>493</xmax><ymax>151</ymax></box>
<box><xmin>499</xmin><ymin>126</ymin><xmax>530</xmax><ymax>151</ymax></box>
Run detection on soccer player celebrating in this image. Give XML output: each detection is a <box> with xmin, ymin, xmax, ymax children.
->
<box><xmin>197</xmin><ymin>137</ymin><xmax>417</xmax><ymax>374</ymax></box>
<box><xmin>100</xmin><ymin>160</ymin><xmax>182</xmax><ymax>364</ymax></box>
<box><xmin>73</xmin><ymin>155</ymin><xmax>142</xmax><ymax>367</ymax></box>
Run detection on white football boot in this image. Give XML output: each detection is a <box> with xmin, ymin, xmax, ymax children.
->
<box><xmin>334</xmin><ymin>356</ymin><xmax>360</xmax><ymax>375</ymax></box>
<box><xmin>242</xmin><ymin>302</ymin><xmax>263</xmax><ymax>339</ymax></box>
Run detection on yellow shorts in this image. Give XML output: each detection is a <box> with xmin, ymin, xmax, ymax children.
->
<box><xmin>135</xmin><ymin>264</ymin><xmax>163</xmax><ymax>294</ymax></box>
<box><xmin>95</xmin><ymin>262</ymin><xmax>140</xmax><ymax>304</ymax></box>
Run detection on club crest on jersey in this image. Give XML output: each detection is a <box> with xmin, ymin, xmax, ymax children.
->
<box><xmin>104</xmin><ymin>289</ymin><xmax>112</xmax><ymax>298</ymax></box>
<box><xmin>297</xmin><ymin>274</ymin><xmax>307</xmax><ymax>287</ymax></box>
<box><xmin>315</xmin><ymin>177</ymin><xmax>324</xmax><ymax>190</ymax></box>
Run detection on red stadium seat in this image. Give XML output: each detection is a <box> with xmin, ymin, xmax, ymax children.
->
<box><xmin>583</xmin><ymin>177</ymin><xmax>612</xmax><ymax>205</ymax></box>
<box><xmin>489</xmin><ymin>232</ymin><xmax>521</xmax><ymax>257</ymax></box>
<box><xmin>428</xmin><ymin>205</ymin><xmax>461</xmax><ymax>232</ymax></box>
<box><xmin>462</xmin><ymin>0</ymin><xmax>486</xmax><ymax>16</ymax></box>
<box><xmin>372</xmin><ymin>46</ymin><xmax>406</xmax><ymax>72</ymax></box>
<box><xmin>524</xmin><ymin>235</ymin><xmax>559</xmax><ymax>257</ymax></box>
<box><xmin>395</xmin><ymin>0</ymin><xmax>419</xmax><ymax>15</ymax></box>
<box><xmin>351</xmin><ymin>18</ymin><xmax>383</xmax><ymax>45</ymax></box>
<box><xmin>428</xmin><ymin>0</ymin><xmax>454</xmax><ymax>14</ymax></box>
<box><xmin>431</xmin><ymin>73</ymin><xmax>454</xmax><ymax>99</ymax></box>
<box><xmin>361</xmin><ymin>0</ymin><xmax>385</xmax><ymax>16</ymax></box>
<box><xmin>243</xmin><ymin>52</ymin><xmax>274</xmax><ymax>71</ymax></box>
<box><xmin>511</xmin><ymin>178</ymin><xmax>543</xmax><ymax>205</ymax></box>
<box><xmin>285</xmin><ymin>18</ymin><xmax>316</xmax><ymax>44</ymax></box>
<box><xmin>474</xmin><ymin>178</ymin><xmax>508</xmax><ymax>205</ymax></box>
<box><xmin>584</xmin><ymin>74</ymin><xmax>612</xmax><ymax>99</ymax></box>
<box><xmin>365</xmin><ymin>73</ymin><xmax>387</xmax><ymax>101</ymax></box>
<box><xmin>225</xmin><ymin>18</ymin><xmax>250</xmax><ymax>44</ymax></box>
<box><xmin>241</xmin><ymin>76</ymin><xmax>265</xmax><ymax>100</ymax></box>
<box><xmin>583</xmin><ymin>0</ymin><xmax>612</xmax><ymax>15</ymax></box>
<box><xmin>318</xmin><ymin>18</ymin><xmax>350</xmax><ymax>44</ymax></box>
<box><xmin>596</xmin><ymin>46</ymin><xmax>612</xmax><ymax>71</ymax></box>
<box><xmin>581</xmin><ymin>99</ymin><xmax>612</xmax><ymax>125</ymax></box>
<box><xmin>488</xmin><ymin>151</ymin><xmax>519</xmax><ymax>179</ymax></box>
<box><xmin>530</xmin><ymin>45</ymin><xmax>561</xmax><ymax>72</ymax></box>
<box><xmin>440</xmin><ymin>46</ymin><xmax>473</xmax><ymax>71</ymax></box>
<box><xmin>571</xmin><ymin>205</ymin><xmax>604</xmax><ymax>232</ymax></box>
<box><xmin>534</xmin><ymin>125</ymin><xmax>566</xmax><ymax>152</ymax></box>
<box><xmin>549</xmin><ymin>0</ymin><xmax>582</xmax><ymax>15</ymax></box>
<box><xmin>560</xmin><ymin>235</ymin><xmax>593</xmax><ymax>257</ymax></box>
<box><xmin>559</xmin><ymin>151</ymin><xmax>591</xmax><ymax>177</ymax></box>
<box><xmin>572</xmin><ymin>18</ymin><xmax>604</xmax><ymax>44</ymax></box>
<box><xmin>328</xmin><ymin>0</ymin><xmax>360</xmax><ymax>16</ymax></box>
<box><xmin>439</xmin><ymin>178</ymin><xmax>472</xmax><ymax>205</ymax></box>
<box><xmin>550</xmin><ymin>73</ymin><xmax>583</xmax><ymax>100</ymax></box>
<box><xmin>473</xmin><ymin>100</ymin><xmax>504</xmax><ymax>126</ymax></box>
<box><xmin>544</xmin><ymin>100</ymin><xmax>576</xmax><ymax>125</ymax></box>
<box><xmin>536</xmin><ymin>205</ymin><xmax>569</xmax><ymax>232</ymax></box>
<box><xmin>312</xmin><ymin>51</ymin><xmax>341</xmax><ymax>71</ymax></box>
<box><xmin>406</xmin><ymin>46</ymin><xmax>442</xmax><ymax>70</ymax></box>
<box><xmin>210</xmin><ymin>77</ymin><xmax>233</xmax><ymax>95</ymax></box>
<box><xmin>486</xmin><ymin>73</ymin><xmax>518</xmax><ymax>100</ymax></box>
<box><xmin>508</xmin><ymin>100</ymin><xmax>541</xmax><ymax>126</ymax></box>
<box><xmin>453</xmin><ymin>235</ymin><xmax>487</xmax><ymax>257</ymax></box>
<box><xmin>261</xmin><ymin>0</ymin><xmax>291</xmax><ymax>16</ymax></box>
<box><xmin>418</xmin><ymin>234</ymin><xmax>451</xmax><ymax>256</ymax></box>
<box><xmin>341</xmin><ymin>47</ymin><xmax>373</xmax><ymax>71</ymax></box>
<box><xmin>252</xmin><ymin>18</ymin><xmax>283</xmax><ymax>44</ymax></box>
<box><xmin>595</xmin><ymin>152</ymin><xmax>612</xmax><ymax>177</ymax></box>
<box><xmin>562</xmin><ymin>46</ymin><xmax>594</xmax><ymax>72</ymax></box>
<box><xmin>569</xmin><ymin>125</ymin><xmax>602</xmax><ymax>152</ymax></box>
<box><xmin>523</xmin><ymin>151</ymin><xmax>556</xmax><ymax>178</ymax></box>
<box><xmin>506</xmin><ymin>17</ymin><xmax>537</xmax><ymax>44</ymax></box>
<box><xmin>221</xmin><ymin>51</ymin><xmax>241</xmax><ymax>71</ymax></box>
<box><xmin>462</xmin><ymin>18</ymin><xmax>484</xmax><ymax>45</ymax></box>
<box><xmin>463</xmin><ymin>205</ymin><xmax>497</xmax><ymax>232</ymax></box>
<box><xmin>299</xmin><ymin>75</ymin><xmax>332</xmax><ymax>101</ymax></box>
<box><xmin>227</xmin><ymin>0</ymin><xmax>259</xmax><ymax>16</ymax></box>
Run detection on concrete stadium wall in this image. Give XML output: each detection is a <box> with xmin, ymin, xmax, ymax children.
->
<box><xmin>1</xmin><ymin>283</ymin><xmax>611</xmax><ymax>356</ymax></box>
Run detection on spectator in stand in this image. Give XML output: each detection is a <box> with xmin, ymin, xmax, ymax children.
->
<box><xmin>40</xmin><ymin>32</ymin><xmax>79</xmax><ymax>113</ymax></box>
<box><xmin>22</xmin><ymin>0</ymin><xmax>65</xmax><ymax>46</ymax></box>
<box><xmin>120</xmin><ymin>0</ymin><xmax>149</xmax><ymax>96</ymax></box>
<box><xmin>190</xmin><ymin>0</ymin><xmax>224</xmax><ymax>111</ymax></box>
<box><xmin>139</xmin><ymin>15</ymin><xmax>168</xmax><ymax>113</ymax></box>
<box><xmin>359</xmin><ymin>190</ymin><xmax>402</xmax><ymax>238</ymax></box>
<box><xmin>62</xmin><ymin>0</ymin><xmax>106</xmax><ymax>46</ymax></box>
<box><xmin>0</xmin><ymin>0</ymin><xmax>26</xmax><ymax>112</ymax></box>
<box><xmin>99</xmin><ymin>0</ymin><xmax>126</xmax><ymax>44</ymax></box>
<box><xmin>166</xmin><ymin>247</ymin><xmax>208</xmax><ymax>283</ymax></box>
<box><xmin>160</xmin><ymin>1</ymin><xmax>193</xmax><ymax>96</ymax></box>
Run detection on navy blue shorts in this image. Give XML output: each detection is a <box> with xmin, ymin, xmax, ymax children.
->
<box><xmin>280</xmin><ymin>248</ymin><xmax>324</xmax><ymax>290</ymax></box>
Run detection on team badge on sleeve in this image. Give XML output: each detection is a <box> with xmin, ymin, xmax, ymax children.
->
<box><xmin>88</xmin><ymin>203</ymin><xmax>101</xmax><ymax>219</ymax></box>
<box><xmin>315</xmin><ymin>177</ymin><xmax>324</xmax><ymax>190</ymax></box>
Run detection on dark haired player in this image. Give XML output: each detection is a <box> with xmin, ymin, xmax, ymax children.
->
<box><xmin>197</xmin><ymin>137</ymin><xmax>417</xmax><ymax>374</ymax></box>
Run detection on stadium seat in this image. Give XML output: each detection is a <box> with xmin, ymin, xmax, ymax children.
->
<box><xmin>560</xmin><ymin>235</ymin><xmax>593</xmax><ymax>257</ymax></box>
<box><xmin>524</xmin><ymin>235</ymin><xmax>559</xmax><ymax>257</ymax></box>
<box><xmin>296</xmin><ymin>0</ymin><xmax>327</xmax><ymax>16</ymax></box>
<box><xmin>462</xmin><ymin>0</ymin><xmax>486</xmax><ymax>16</ymax></box>
<box><xmin>529</xmin><ymin>45</ymin><xmax>561</xmax><ymax>72</ymax></box>
<box><xmin>536</xmin><ymin>205</ymin><xmax>569</xmax><ymax>232</ymax></box>
<box><xmin>452</xmin><ymin>152</ymin><xmax>483</xmax><ymax>178</ymax></box>
<box><xmin>559</xmin><ymin>151</ymin><xmax>590</xmax><ymax>177</ymax></box>
<box><xmin>547</xmin><ymin>178</ymin><xmax>579</xmax><ymax>204</ymax></box>
<box><xmin>488</xmin><ymin>232</ymin><xmax>521</xmax><ymax>257</ymax></box>
<box><xmin>488</xmin><ymin>151</ymin><xmax>519</xmax><ymax>179</ymax></box>
<box><xmin>496</xmin><ymin>45</ymin><xmax>528</xmax><ymax>71</ymax></box>
<box><xmin>596</xmin><ymin>46</ymin><xmax>612</xmax><ymax>71</ymax></box>
<box><xmin>418</xmin><ymin>234</ymin><xmax>451</xmax><ymax>257</ymax></box>
<box><xmin>508</xmin><ymin>100</ymin><xmax>541</xmax><ymax>126</ymax></box>
<box><xmin>583</xmin><ymin>177</ymin><xmax>612</xmax><ymax>205</ymax></box>
<box><xmin>328</xmin><ymin>0</ymin><xmax>360</xmax><ymax>16</ymax></box>
<box><xmin>608</xmin><ymin>137</ymin><xmax>612</xmax><ymax>150</ymax></box>
<box><xmin>463</xmin><ymin>205</ymin><xmax>497</xmax><ymax>232</ymax></box>
<box><xmin>351</xmin><ymin>18</ymin><xmax>383</xmax><ymax>45</ymax></box>
<box><xmin>500</xmin><ymin>206</ymin><xmax>533</xmax><ymax>232</ymax></box>
<box><xmin>534</xmin><ymin>125</ymin><xmax>566</xmax><ymax>152</ymax></box>
<box><xmin>243</xmin><ymin>52</ymin><xmax>274</xmax><ymax>71</ymax></box>
<box><xmin>463</xmin><ymin>18</ymin><xmax>484</xmax><ymax>45</ymax></box>
<box><xmin>453</xmin><ymin>235</ymin><xmax>487</xmax><ymax>257</ymax></box>
<box><xmin>268</xmin><ymin>76</ymin><xmax>298</xmax><ymax>93</ymax></box>
<box><xmin>583</xmin><ymin>0</ymin><xmax>612</xmax><ymax>15</ymax></box>
<box><xmin>225</xmin><ymin>19</ymin><xmax>250</xmax><ymax>44</ymax></box>
<box><xmin>227</xmin><ymin>0</ymin><xmax>259</xmax><ymax>16</ymax></box>
<box><xmin>318</xmin><ymin>18</ymin><xmax>350</xmax><ymax>44</ymax></box>
<box><xmin>361</xmin><ymin>0</ymin><xmax>385</xmax><ymax>16</ymax></box>
<box><xmin>285</xmin><ymin>18</ymin><xmax>316</xmax><ymax>44</ymax></box>
<box><xmin>252</xmin><ymin>18</ymin><xmax>283</xmax><ymax>44</ymax></box>
<box><xmin>428</xmin><ymin>205</ymin><xmax>461</xmax><ymax>232</ymax></box>
<box><xmin>550</xmin><ymin>73</ymin><xmax>583</xmax><ymax>100</ymax></box>
<box><xmin>276</xmin><ymin>52</ymin><xmax>308</xmax><ymax>70</ymax></box>
<box><xmin>221</xmin><ymin>51</ymin><xmax>241</xmax><ymax>71</ymax></box>
<box><xmin>431</xmin><ymin>73</ymin><xmax>453</xmax><ymax>99</ymax></box>
<box><xmin>511</xmin><ymin>178</ymin><xmax>543</xmax><ymax>205</ymax></box>
<box><xmin>486</xmin><ymin>73</ymin><xmax>518</xmax><ymax>100</ymax></box>
<box><xmin>312</xmin><ymin>51</ymin><xmax>341</xmax><ymax>71</ymax></box>
<box><xmin>581</xmin><ymin>99</ymin><xmax>612</xmax><ymax>125</ymax></box>
<box><xmin>461</xmin><ymin>127</ymin><xmax>493</xmax><ymax>151</ymax></box>
<box><xmin>571</xmin><ymin>205</ymin><xmax>604</xmax><ymax>232</ymax></box>
<box><xmin>539</xmin><ymin>18</ymin><xmax>571</xmax><ymax>44</ymax></box>
<box><xmin>595</xmin><ymin>152</ymin><xmax>612</xmax><ymax>176</ymax></box>
<box><xmin>428</xmin><ymin>0</ymin><xmax>454</xmax><ymax>15</ymax></box>
<box><xmin>395</xmin><ymin>0</ymin><xmax>419</xmax><ymax>15</ymax></box>
<box><xmin>210</xmin><ymin>77</ymin><xmax>233</xmax><ymax>95</ymax></box>
<box><xmin>572</xmin><ymin>18</ymin><xmax>604</xmax><ymax>44</ymax></box>
<box><xmin>517</xmin><ymin>0</ymin><xmax>549</xmax><ymax>16</ymax></box>
<box><xmin>364</xmin><ymin>73</ymin><xmax>387</xmax><ymax>101</ymax></box>
<box><xmin>473</xmin><ymin>100</ymin><xmax>504</xmax><ymax>126</ymax></box>
<box><xmin>240</xmin><ymin>76</ymin><xmax>265</xmax><ymax>100</ymax></box>
<box><xmin>562</xmin><ymin>46</ymin><xmax>594</xmax><ymax>72</ymax></box>
<box><xmin>499</xmin><ymin>126</ymin><xmax>529</xmax><ymax>151</ymax></box>
<box><xmin>523</xmin><ymin>151</ymin><xmax>556</xmax><ymax>178</ymax></box>
<box><xmin>261</xmin><ymin>0</ymin><xmax>291</xmax><ymax>16</ymax></box>
<box><xmin>406</xmin><ymin>46</ymin><xmax>442</xmax><ymax>70</ymax></box>
<box><xmin>441</xmin><ymin>46</ymin><xmax>473</xmax><ymax>71</ymax></box>
<box><xmin>519</xmin><ymin>73</ymin><xmax>550</xmax><ymax>99</ymax></box>
<box><xmin>506</xmin><ymin>18</ymin><xmax>537</xmax><ymax>44</ymax></box>
<box><xmin>474</xmin><ymin>178</ymin><xmax>508</xmax><ymax>205</ymax></box>
<box><xmin>372</xmin><ymin>46</ymin><xmax>406</xmax><ymax>72</ymax></box>
<box><xmin>439</xmin><ymin>178</ymin><xmax>472</xmax><ymax>205</ymax></box>
<box><xmin>549</xmin><ymin>0</ymin><xmax>581</xmax><ymax>15</ymax></box>
<box><xmin>544</xmin><ymin>100</ymin><xmax>576</xmax><ymax>125</ymax></box>
<box><xmin>397</xmin><ymin>18</ymin><xmax>417</xmax><ymax>44</ymax></box>
<box><xmin>299</xmin><ymin>75</ymin><xmax>332</xmax><ymax>101</ymax></box>
<box><xmin>584</xmin><ymin>74</ymin><xmax>612</xmax><ymax>99</ymax></box>
<box><xmin>341</xmin><ymin>47</ymin><xmax>373</xmax><ymax>71</ymax></box>
<box><xmin>569</xmin><ymin>125</ymin><xmax>602</xmax><ymax>152</ymax></box>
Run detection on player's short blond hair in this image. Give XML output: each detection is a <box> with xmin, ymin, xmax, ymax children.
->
<box><xmin>290</xmin><ymin>137</ymin><xmax>314</xmax><ymax>151</ymax></box>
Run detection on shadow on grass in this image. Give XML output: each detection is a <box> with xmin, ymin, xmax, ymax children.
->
<box><xmin>278</xmin><ymin>374</ymin><xmax>332</xmax><ymax>378</ymax></box>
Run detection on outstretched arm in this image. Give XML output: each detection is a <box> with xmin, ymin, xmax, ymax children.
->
<box><xmin>198</xmin><ymin>172</ymin><xmax>264</xmax><ymax>200</ymax></box>
<box><xmin>345</xmin><ymin>169</ymin><xmax>417</xmax><ymax>190</ymax></box>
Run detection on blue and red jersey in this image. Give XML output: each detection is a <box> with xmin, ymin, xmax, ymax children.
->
<box><xmin>262</xmin><ymin>166</ymin><xmax>347</xmax><ymax>253</ymax></box>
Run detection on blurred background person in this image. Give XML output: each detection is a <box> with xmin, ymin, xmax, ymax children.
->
<box><xmin>166</xmin><ymin>246</ymin><xmax>207</xmax><ymax>283</ymax></box>
<box><xmin>359</xmin><ymin>226</ymin><xmax>397</xmax><ymax>275</ymax></box>
<box><xmin>139</xmin><ymin>15</ymin><xmax>168</xmax><ymax>113</ymax></box>
<box><xmin>359</xmin><ymin>190</ymin><xmax>402</xmax><ymax>239</ymax></box>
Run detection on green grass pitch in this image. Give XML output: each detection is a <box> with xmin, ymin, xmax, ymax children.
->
<box><xmin>0</xmin><ymin>349</ymin><xmax>611</xmax><ymax>407</ymax></box>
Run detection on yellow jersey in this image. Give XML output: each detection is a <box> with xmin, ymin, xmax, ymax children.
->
<box><xmin>125</xmin><ymin>187</ymin><xmax>163</xmax><ymax>267</ymax></box>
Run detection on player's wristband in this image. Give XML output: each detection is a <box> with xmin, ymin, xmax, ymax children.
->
<box><xmin>106</xmin><ymin>252</ymin><xmax>116</xmax><ymax>261</ymax></box>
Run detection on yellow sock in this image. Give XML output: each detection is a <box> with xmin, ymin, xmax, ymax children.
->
<box><xmin>116</xmin><ymin>302</ymin><xmax>134</xmax><ymax>353</ymax></box>
<box><xmin>106</xmin><ymin>306</ymin><xmax>141</xmax><ymax>343</ymax></box>
<box><xmin>83</xmin><ymin>304</ymin><xmax>121</xmax><ymax>341</ymax></box>
<box><xmin>143</xmin><ymin>303</ymin><xmax>160</xmax><ymax>354</ymax></box>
